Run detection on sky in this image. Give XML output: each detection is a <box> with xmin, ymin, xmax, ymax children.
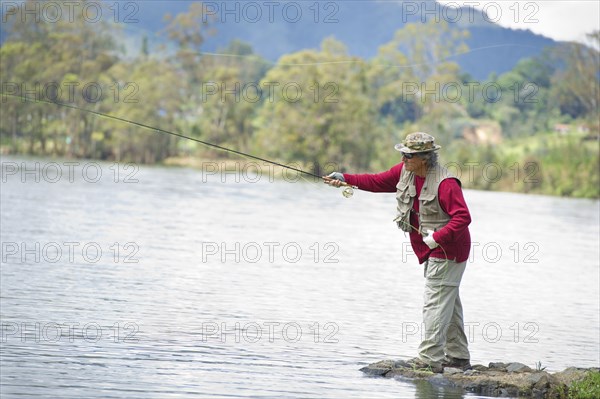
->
<box><xmin>437</xmin><ymin>0</ymin><xmax>600</xmax><ymax>44</ymax></box>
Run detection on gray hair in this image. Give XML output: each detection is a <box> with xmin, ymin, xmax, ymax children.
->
<box><xmin>420</xmin><ymin>151</ymin><xmax>438</xmax><ymax>168</ymax></box>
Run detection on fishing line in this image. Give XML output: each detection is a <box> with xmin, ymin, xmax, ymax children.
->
<box><xmin>142</xmin><ymin>43</ymin><xmax>542</xmax><ymax>69</ymax></box>
<box><xmin>4</xmin><ymin>94</ymin><xmax>326</xmax><ymax>181</ymax></box>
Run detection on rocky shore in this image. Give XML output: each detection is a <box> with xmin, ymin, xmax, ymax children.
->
<box><xmin>360</xmin><ymin>360</ymin><xmax>599</xmax><ymax>398</ymax></box>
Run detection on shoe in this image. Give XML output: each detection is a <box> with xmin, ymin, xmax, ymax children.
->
<box><xmin>404</xmin><ymin>357</ymin><xmax>443</xmax><ymax>373</ymax></box>
<box><xmin>442</xmin><ymin>356</ymin><xmax>472</xmax><ymax>370</ymax></box>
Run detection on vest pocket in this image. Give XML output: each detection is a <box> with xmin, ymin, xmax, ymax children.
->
<box><xmin>419</xmin><ymin>193</ymin><xmax>439</xmax><ymax>216</ymax></box>
<box><xmin>395</xmin><ymin>174</ymin><xmax>416</xmax><ymax>233</ymax></box>
<box><xmin>395</xmin><ymin>187</ymin><xmax>413</xmax><ymax>232</ymax></box>
<box><xmin>393</xmin><ymin>211</ymin><xmax>412</xmax><ymax>232</ymax></box>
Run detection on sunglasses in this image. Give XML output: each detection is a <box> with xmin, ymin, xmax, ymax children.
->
<box><xmin>402</xmin><ymin>152</ymin><xmax>422</xmax><ymax>159</ymax></box>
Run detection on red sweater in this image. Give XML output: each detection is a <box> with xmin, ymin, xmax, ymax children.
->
<box><xmin>344</xmin><ymin>163</ymin><xmax>471</xmax><ymax>264</ymax></box>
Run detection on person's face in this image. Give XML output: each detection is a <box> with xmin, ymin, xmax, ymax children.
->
<box><xmin>402</xmin><ymin>152</ymin><xmax>427</xmax><ymax>172</ymax></box>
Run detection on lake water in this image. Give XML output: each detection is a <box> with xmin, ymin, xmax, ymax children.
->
<box><xmin>1</xmin><ymin>157</ymin><xmax>598</xmax><ymax>398</ymax></box>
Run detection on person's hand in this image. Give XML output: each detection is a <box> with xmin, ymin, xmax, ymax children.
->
<box><xmin>323</xmin><ymin>172</ymin><xmax>345</xmax><ymax>188</ymax></box>
<box><xmin>423</xmin><ymin>231</ymin><xmax>439</xmax><ymax>249</ymax></box>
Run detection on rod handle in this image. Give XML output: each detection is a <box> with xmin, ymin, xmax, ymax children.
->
<box><xmin>322</xmin><ymin>176</ymin><xmax>358</xmax><ymax>189</ymax></box>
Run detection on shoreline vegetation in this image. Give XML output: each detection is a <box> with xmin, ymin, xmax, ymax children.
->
<box><xmin>2</xmin><ymin>127</ymin><xmax>599</xmax><ymax>199</ymax></box>
<box><xmin>361</xmin><ymin>360</ymin><xmax>600</xmax><ymax>398</ymax></box>
<box><xmin>160</xmin><ymin>128</ymin><xmax>599</xmax><ymax>198</ymax></box>
<box><xmin>1</xmin><ymin>1</ymin><xmax>598</xmax><ymax>199</ymax></box>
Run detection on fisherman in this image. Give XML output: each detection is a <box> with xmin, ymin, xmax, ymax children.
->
<box><xmin>324</xmin><ymin>132</ymin><xmax>472</xmax><ymax>373</ymax></box>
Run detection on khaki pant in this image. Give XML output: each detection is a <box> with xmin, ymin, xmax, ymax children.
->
<box><xmin>418</xmin><ymin>257</ymin><xmax>470</xmax><ymax>366</ymax></box>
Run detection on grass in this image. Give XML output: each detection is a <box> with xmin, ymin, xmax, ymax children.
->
<box><xmin>447</xmin><ymin>130</ymin><xmax>600</xmax><ymax>198</ymax></box>
<box><xmin>568</xmin><ymin>371</ymin><xmax>600</xmax><ymax>399</ymax></box>
<box><xmin>535</xmin><ymin>361</ymin><xmax>546</xmax><ymax>372</ymax></box>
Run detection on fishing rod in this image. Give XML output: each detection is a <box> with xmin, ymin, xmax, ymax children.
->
<box><xmin>4</xmin><ymin>94</ymin><xmax>358</xmax><ymax>197</ymax></box>
<box><xmin>6</xmin><ymin>95</ymin><xmax>444</xmax><ymax>253</ymax></box>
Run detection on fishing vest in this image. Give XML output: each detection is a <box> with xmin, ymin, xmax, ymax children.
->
<box><xmin>394</xmin><ymin>164</ymin><xmax>460</xmax><ymax>234</ymax></box>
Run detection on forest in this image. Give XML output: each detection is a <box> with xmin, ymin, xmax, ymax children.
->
<box><xmin>1</xmin><ymin>0</ymin><xmax>598</xmax><ymax>197</ymax></box>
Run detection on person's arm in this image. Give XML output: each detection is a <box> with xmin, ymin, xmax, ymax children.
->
<box><xmin>432</xmin><ymin>178</ymin><xmax>471</xmax><ymax>244</ymax></box>
<box><xmin>343</xmin><ymin>163</ymin><xmax>403</xmax><ymax>193</ymax></box>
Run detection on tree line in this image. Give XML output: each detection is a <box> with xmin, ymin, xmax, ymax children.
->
<box><xmin>1</xmin><ymin>0</ymin><xmax>598</xmax><ymax>197</ymax></box>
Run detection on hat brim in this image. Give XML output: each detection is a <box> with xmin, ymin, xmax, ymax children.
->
<box><xmin>394</xmin><ymin>143</ymin><xmax>441</xmax><ymax>153</ymax></box>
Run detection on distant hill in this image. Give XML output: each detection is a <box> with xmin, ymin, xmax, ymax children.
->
<box><xmin>124</xmin><ymin>0</ymin><xmax>558</xmax><ymax>79</ymax></box>
<box><xmin>1</xmin><ymin>0</ymin><xmax>559</xmax><ymax>79</ymax></box>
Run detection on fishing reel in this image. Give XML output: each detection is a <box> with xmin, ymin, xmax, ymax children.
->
<box><xmin>322</xmin><ymin>177</ymin><xmax>357</xmax><ymax>198</ymax></box>
<box><xmin>342</xmin><ymin>185</ymin><xmax>355</xmax><ymax>198</ymax></box>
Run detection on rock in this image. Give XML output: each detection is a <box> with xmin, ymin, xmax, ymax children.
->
<box><xmin>428</xmin><ymin>373</ymin><xmax>454</xmax><ymax>387</ymax></box>
<box><xmin>488</xmin><ymin>362</ymin><xmax>508</xmax><ymax>370</ymax></box>
<box><xmin>393</xmin><ymin>360</ymin><xmax>411</xmax><ymax>368</ymax></box>
<box><xmin>506</xmin><ymin>362</ymin><xmax>533</xmax><ymax>373</ymax></box>
<box><xmin>473</xmin><ymin>379</ymin><xmax>503</xmax><ymax>396</ymax></box>
<box><xmin>532</xmin><ymin>388</ymin><xmax>546</xmax><ymax>398</ymax></box>
<box><xmin>443</xmin><ymin>367</ymin><xmax>463</xmax><ymax>375</ymax></box>
<box><xmin>360</xmin><ymin>360</ymin><xmax>394</xmax><ymax>376</ymax></box>
<box><xmin>526</xmin><ymin>372</ymin><xmax>546</xmax><ymax>385</ymax></box>
<box><xmin>359</xmin><ymin>359</ymin><xmax>599</xmax><ymax>398</ymax></box>
<box><xmin>531</xmin><ymin>372</ymin><xmax>558</xmax><ymax>394</ymax></box>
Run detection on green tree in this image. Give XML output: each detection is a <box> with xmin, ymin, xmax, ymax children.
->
<box><xmin>253</xmin><ymin>38</ymin><xmax>379</xmax><ymax>172</ymax></box>
<box><xmin>99</xmin><ymin>58</ymin><xmax>184</xmax><ymax>162</ymax></box>
<box><xmin>367</xmin><ymin>20</ymin><xmax>469</xmax><ymax>147</ymax></box>
<box><xmin>162</xmin><ymin>2</ymin><xmax>215</xmax><ymax>86</ymax></box>
<box><xmin>1</xmin><ymin>0</ymin><xmax>119</xmax><ymax>157</ymax></box>
<box><xmin>192</xmin><ymin>40</ymin><xmax>270</xmax><ymax>156</ymax></box>
<box><xmin>549</xmin><ymin>31</ymin><xmax>599</xmax><ymax>122</ymax></box>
